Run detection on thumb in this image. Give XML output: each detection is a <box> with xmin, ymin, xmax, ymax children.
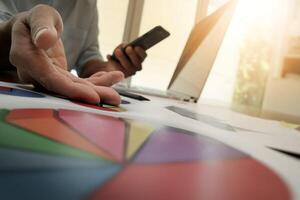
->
<box><xmin>27</xmin><ymin>5</ymin><xmax>63</xmax><ymax>50</ymax></box>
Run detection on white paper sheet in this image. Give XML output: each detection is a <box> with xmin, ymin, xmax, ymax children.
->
<box><xmin>1</xmin><ymin>81</ymin><xmax>300</xmax><ymax>199</ymax></box>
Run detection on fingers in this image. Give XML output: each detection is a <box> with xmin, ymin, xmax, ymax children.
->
<box><xmin>72</xmin><ymin>74</ymin><xmax>122</xmax><ymax>105</ymax></box>
<box><xmin>87</xmin><ymin>71</ymin><xmax>124</xmax><ymax>86</ymax></box>
<box><xmin>107</xmin><ymin>54</ymin><xmax>121</xmax><ymax>67</ymax></box>
<box><xmin>112</xmin><ymin>45</ymin><xmax>147</xmax><ymax>77</ymax></box>
<box><xmin>36</xmin><ymin>68</ymin><xmax>99</xmax><ymax>103</ymax></box>
<box><xmin>92</xmin><ymin>86</ymin><xmax>121</xmax><ymax>105</ymax></box>
<box><xmin>46</xmin><ymin>77</ymin><xmax>101</xmax><ymax>104</ymax></box>
<box><xmin>46</xmin><ymin>68</ymin><xmax>121</xmax><ymax>105</ymax></box>
<box><xmin>114</xmin><ymin>48</ymin><xmax>133</xmax><ymax>71</ymax></box>
<box><xmin>27</xmin><ymin>4</ymin><xmax>63</xmax><ymax>50</ymax></box>
<box><xmin>134</xmin><ymin>46</ymin><xmax>147</xmax><ymax>61</ymax></box>
<box><xmin>125</xmin><ymin>47</ymin><xmax>142</xmax><ymax>71</ymax></box>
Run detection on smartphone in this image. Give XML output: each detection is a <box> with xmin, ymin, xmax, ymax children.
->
<box><xmin>111</xmin><ymin>26</ymin><xmax>170</xmax><ymax>60</ymax></box>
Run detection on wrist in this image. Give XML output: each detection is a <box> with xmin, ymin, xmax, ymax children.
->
<box><xmin>79</xmin><ymin>59</ymin><xmax>108</xmax><ymax>78</ymax></box>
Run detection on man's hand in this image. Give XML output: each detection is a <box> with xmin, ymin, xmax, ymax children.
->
<box><xmin>107</xmin><ymin>45</ymin><xmax>147</xmax><ymax>77</ymax></box>
<box><xmin>80</xmin><ymin>44</ymin><xmax>147</xmax><ymax>79</ymax></box>
<box><xmin>8</xmin><ymin>5</ymin><xmax>123</xmax><ymax>105</ymax></box>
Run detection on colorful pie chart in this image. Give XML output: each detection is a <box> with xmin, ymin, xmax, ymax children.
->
<box><xmin>0</xmin><ymin>108</ymin><xmax>291</xmax><ymax>200</ymax></box>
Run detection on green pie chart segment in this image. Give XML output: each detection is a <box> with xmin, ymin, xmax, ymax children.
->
<box><xmin>0</xmin><ymin>110</ymin><xmax>110</xmax><ymax>162</ymax></box>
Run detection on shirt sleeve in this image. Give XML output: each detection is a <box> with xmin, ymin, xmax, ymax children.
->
<box><xmin>0</xmin><ymin>10</ymin><xmax>13</xmax><ymax>22</ymax></box>
<box><xmin>75</xmin><ymin>3</ymin><xmax>103</xmax><ymax>74</ymax></box>
<box><xmin>0</xmin><ymin>1</ymin><xmax>15</xmax><ymax>23</ymax></box>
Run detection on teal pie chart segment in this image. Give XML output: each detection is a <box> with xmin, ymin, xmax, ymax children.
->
<box><xmin>0</xmin><ymin>86</ymin><xmax>44</xmax><ymax>98</ymax></box>
<box><xmin>0</xmin><ymin>148</ymin><xmax>112</xmax><ymax>171</ymax></box>
<box><xmin>0</xmin><ymin>165</ymin><xmax>121</xmax><ymax>200</ymax></box>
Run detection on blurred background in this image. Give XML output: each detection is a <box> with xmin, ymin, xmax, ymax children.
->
<box><xmin>97</xmin><ymin>0</ymin><xmax>300</xmax><ymax>123</ymax></box>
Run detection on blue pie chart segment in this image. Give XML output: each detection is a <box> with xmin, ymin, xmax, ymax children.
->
<box><xmin>0</xmin><ymin>86</ymin><xmax>44</xmax><ymax>98</ymax></box>
<box><xmin>0</xmin><ymin>165</ymin><xmax>121</xmax><ymax>200</ymax></box>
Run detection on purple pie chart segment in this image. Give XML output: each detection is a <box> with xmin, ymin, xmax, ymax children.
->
<box><xmin>134</xmin><ymin>127</ymin><xmax>248</xmax><ymax>164</ymax></box>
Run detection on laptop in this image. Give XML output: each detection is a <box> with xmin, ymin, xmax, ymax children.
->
<box><xmin>115</xmin><ymin>0</ymin><xmax>237</xmax><ymax>102</ymax></box>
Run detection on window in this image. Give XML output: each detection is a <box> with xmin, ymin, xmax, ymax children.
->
<box><xmin>202</xmin><ymin>0</ymin><xmax>292</xmax><ymax>114</ymax></box>
<box><xmin>207</xmin><ymin>0</ymin><xmax>228</xmax><ymax>15</ymax></box>
<box><xmin>97</xmin><ymin>0</ymin><xmax>129</xmax><ymax>57</ymax></box>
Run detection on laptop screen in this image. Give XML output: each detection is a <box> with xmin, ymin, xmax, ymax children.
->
<box><xmin>168</xmin><ymin>0</ymin><xmax>237</xmax><ymax>101</ymax></box>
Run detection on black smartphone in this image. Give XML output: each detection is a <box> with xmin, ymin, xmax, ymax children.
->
<box><xmin>111</xmin><ymin>26</ymin><xmax>170</xmax><ymax>60</ymax></box>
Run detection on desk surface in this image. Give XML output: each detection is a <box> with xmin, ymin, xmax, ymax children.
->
<box><xmin>0</xmin><ymin>81</ymin><xmax>299</xmax><ymax>200</ymax></box>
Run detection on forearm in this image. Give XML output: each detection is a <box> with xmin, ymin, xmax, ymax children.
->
<box><xmin>79</xmin><ymin>59</ymin><xmax>108</xmax><ymax>78</ymax></box>
<box><xmin>0</xmin><ymin>18</ymin><xmax>14</xmax><ymax>69</ymax></box>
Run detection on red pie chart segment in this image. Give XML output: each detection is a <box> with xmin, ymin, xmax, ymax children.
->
<box><xmin>134</xmin><ymin>127</ymin><xmax>248</xmax><ymax>164</ymax></box>
<box><xmin>90</xmin><ymin>159</ymin><xmax>291</xmax><ymax>200</ymax></box>
<box><xmin>58</xmin><ymin>110</ymin><xmax>126</xmax><ymax>162</ymax></box>
<box><xmin>6</xmin><ymin>109</ymin><xmax>114</xmax><ymax>161</ymax></box>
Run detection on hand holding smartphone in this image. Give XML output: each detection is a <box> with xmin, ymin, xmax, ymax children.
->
<box><xmin>111</xmin><ymin>26</ymin><xmax>170</xmax><ymax>61</ymax></box>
